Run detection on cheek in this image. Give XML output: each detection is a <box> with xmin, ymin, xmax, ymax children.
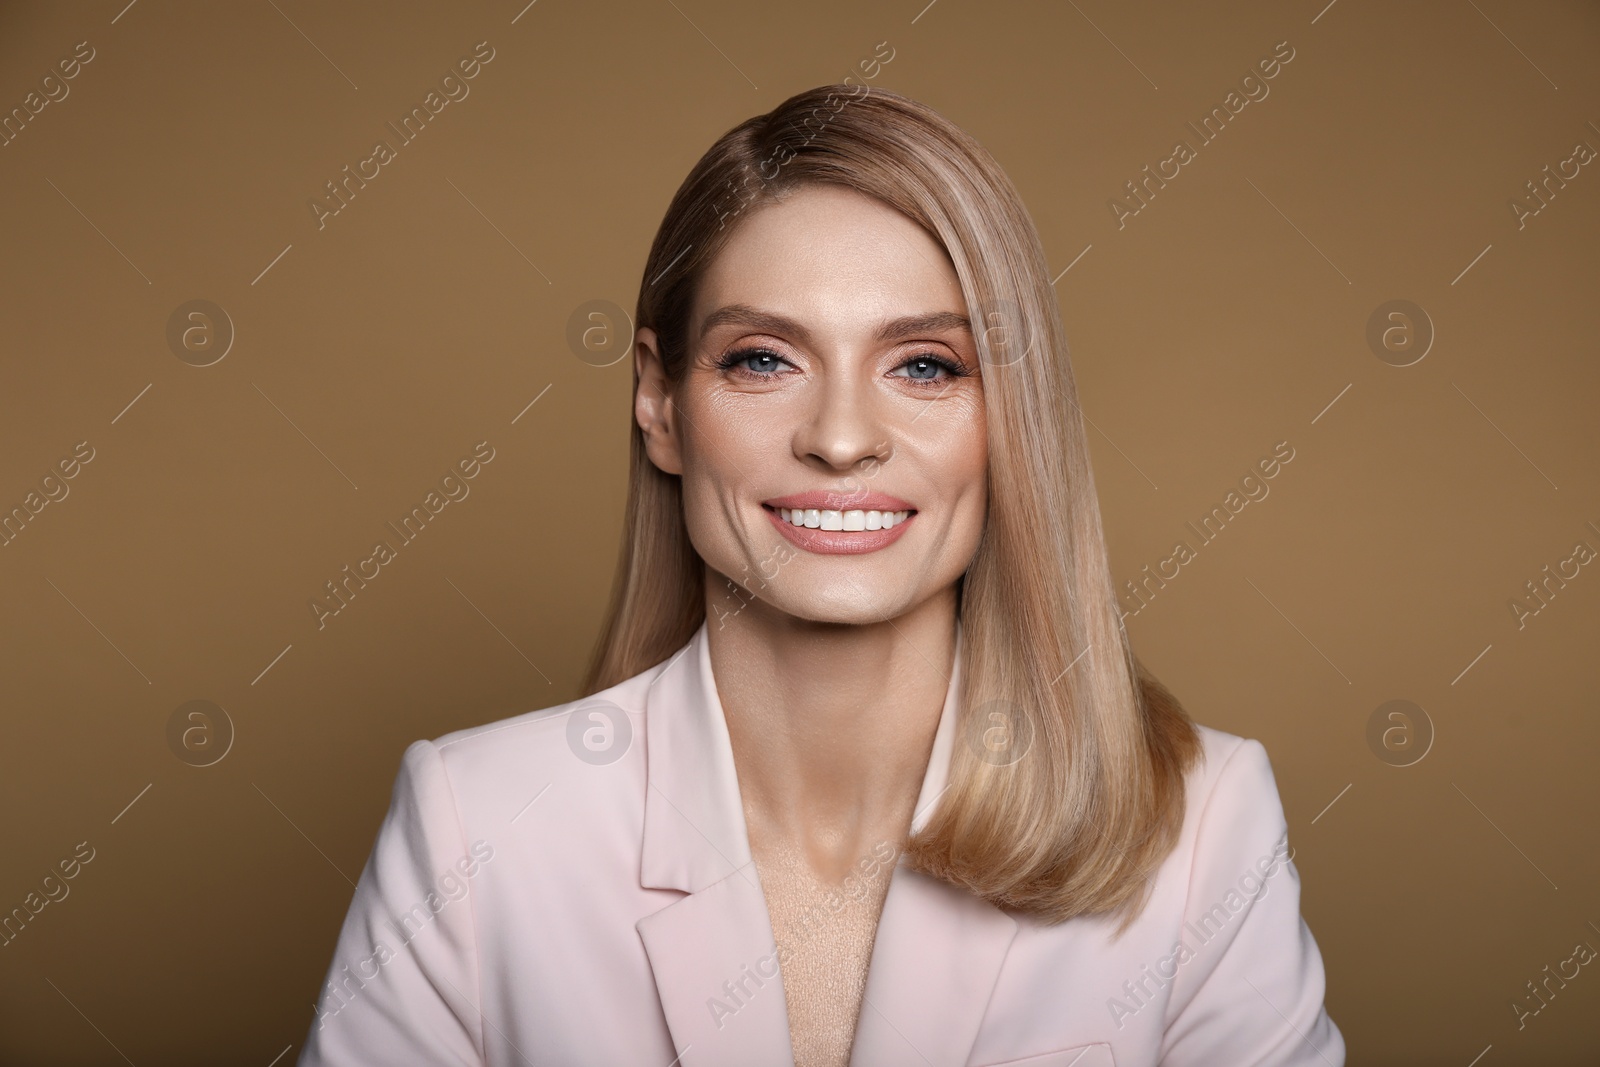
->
<box><xmin>682</xmin><ymin>387</ymin><xmax>798</xmax><ymax>486</ymax></box>
<box><xmin>675</xmin><ymin>398</ymin><xmax>773</xmax><ymax>544</ymax></box>
<box><xmin>924</xmin><ymin>404</ymin><xmax>987</xmax><ymax>493</ymax></box>
<box><xmin>684</xmin><ymin>397</ymin><xmax>750</xmax><ymax>474</ymax></box>
<box><xmin>677</xmin><ymin>469</ymin><xmax>734</xmax><ymax>556</ymax></box>
<box><xmin>927</xmin><ymin>406</ymin><xmax>989</xmax><ymax>547</ymax></box>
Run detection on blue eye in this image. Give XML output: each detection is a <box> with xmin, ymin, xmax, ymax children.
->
<box><xmin>894</xmin><ymin>355</ymin><xmax>963</xmax><ymax>383</ymax></box>
<box><xmin>717</xmin><ymin>347</ymin><xmax>789</xmax><ymax>374</ymax></box>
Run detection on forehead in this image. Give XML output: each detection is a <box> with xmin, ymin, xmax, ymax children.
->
<box><xmin>692</xmin><ymin>184</ymin><xmax>965</xmax><ymax>335</ymax></box>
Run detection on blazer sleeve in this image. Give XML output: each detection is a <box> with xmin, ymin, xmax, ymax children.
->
<box><xmin>1158</xmin><ymin>738</ymin><xmax>1346</xmax><ymax>1066</ymax></box>
<box><xmin>298</xmin><ymin>739</ymin><xmax>486</xmax><ymax>1067</ymax></box>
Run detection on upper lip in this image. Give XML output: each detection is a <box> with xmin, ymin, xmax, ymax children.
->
<box><xmin>763</xmin><ymin>491</ymin><xmax>916</xmax><ymax>513</ymax></box>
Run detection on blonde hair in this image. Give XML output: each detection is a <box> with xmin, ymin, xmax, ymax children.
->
<box><xmin>582</xmin><ymin>83</ymin><xmax>1201</xmax><ymax>929</ymax></box>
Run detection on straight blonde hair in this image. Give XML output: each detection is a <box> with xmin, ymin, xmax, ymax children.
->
<box><xmin>582</xmin><ymin>83</ymin><xmax>1201</xmax><ymax>930</ymax></box>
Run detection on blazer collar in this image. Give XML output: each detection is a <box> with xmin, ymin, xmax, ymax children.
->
<box><xmin>635</xmin><ymin>618</ymin><xmax>1019</xmax><ymax>1067</ymax></box>
<box><xmin>638</xmin><ymin>618</ymin><xmax>758</xmax><ymax>896</ymax></box>
<box><xmin>640</xmin><ymin>618</ymin><xmax>965</xmax><ymax>895</ymax></box>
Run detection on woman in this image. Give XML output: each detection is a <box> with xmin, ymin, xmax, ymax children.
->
<box><xmin>300</xmin><ymin>84</ymin><xmax>1344</xmax><ymax>1066</ymax></box>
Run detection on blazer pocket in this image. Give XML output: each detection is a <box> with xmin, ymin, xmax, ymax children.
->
<box><xmin>973</xmin><ymin>1042</ymin><xmax>1115</xmax><ymax>1067</ymax></box>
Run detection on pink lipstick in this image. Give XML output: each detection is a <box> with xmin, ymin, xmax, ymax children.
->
<box><xmin>760</xmin><ymin>492</ymin><xmax>918</xmax><ymax>556</ymax></box>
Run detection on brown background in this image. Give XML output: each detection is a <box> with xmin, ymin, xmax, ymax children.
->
<box><xmin>1</xmin><ymin>0</ymin><xmax>1596</xmax><ymax>1063</ymax></box>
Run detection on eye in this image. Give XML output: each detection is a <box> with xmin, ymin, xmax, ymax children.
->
<box><xmin>892</xmin><ymin>354</ymin><xmax>966</xmax><ymax>384</ymax></box>
<box><xmin>715</xmin><ymin>346</ymin><xmax>792</xmax><ymax>377</ymax></box>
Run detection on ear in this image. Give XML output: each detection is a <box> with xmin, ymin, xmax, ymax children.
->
<box><xmin>634</xmin><ymin>326</ymin><xmax>684</xmax><ymax>476</ymax></box>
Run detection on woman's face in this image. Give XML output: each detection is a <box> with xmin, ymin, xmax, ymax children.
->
<box><xmin>634</xmin><ymin>183</ymin><xmax>988</xmax><ymax>627</ymax></box>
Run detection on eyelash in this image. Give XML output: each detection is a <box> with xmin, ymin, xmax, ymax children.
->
<box><xmin>714</xmin><ymin>347</ymin><xmax>967</xmax><ymax>386</ymax></box>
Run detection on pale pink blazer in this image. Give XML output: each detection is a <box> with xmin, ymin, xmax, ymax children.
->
<box><xmin>299</xmin><ymin>621</ymin><xmax>1345</xmax><ymax>1066</ymax></box>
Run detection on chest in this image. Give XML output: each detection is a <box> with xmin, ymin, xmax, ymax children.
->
<box><xmin>752</xmin><ymin>844</ymin><xmax>898</xmax><ymax>1067</ymax></box>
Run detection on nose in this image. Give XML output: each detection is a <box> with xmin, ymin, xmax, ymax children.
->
<box><xmin>791</xmin><ymin>369</ymin><xmax>894</xmax><ymax>473</ymax></box>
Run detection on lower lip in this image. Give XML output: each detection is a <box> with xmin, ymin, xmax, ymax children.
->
<box><xmin>763</xmin><ymin>506</ymin><xmax>917</xmax><ymax>555</ymax></box>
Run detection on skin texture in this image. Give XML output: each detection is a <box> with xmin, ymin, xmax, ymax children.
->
<box><xmin>632</xmin><ymin>184</ymin><xmax>988</xmax><ymax>1062</ymax></box>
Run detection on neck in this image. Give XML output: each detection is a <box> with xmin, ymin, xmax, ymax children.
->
<box><xmin>704</xmin><ymin>580</ymin><xmax>959</xmax><ymax>870</ymax></box>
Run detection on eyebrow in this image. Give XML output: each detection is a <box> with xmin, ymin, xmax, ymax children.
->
<box><xmin>697</xmin><ymin>304</ymin><xmax>971</xmax><ymax>347</ymax></box>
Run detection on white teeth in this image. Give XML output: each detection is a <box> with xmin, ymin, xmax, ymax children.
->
<box><xmin>777</xmin><ymin>507</ymin><xmax>911</xmax><ymax>530</ymax></box>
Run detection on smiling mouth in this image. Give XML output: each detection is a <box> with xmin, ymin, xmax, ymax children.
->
<box><xmin>762</xmin><ymin>504</ymin><xmax>915</xmax><ymax>531</ymax></box>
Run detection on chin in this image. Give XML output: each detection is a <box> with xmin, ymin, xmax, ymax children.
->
<box><xmin>765</xmin><ymin>585</ymin><xmax>922</xmax><ymax>627</ymax></box>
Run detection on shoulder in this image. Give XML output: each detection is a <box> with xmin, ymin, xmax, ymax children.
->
<box><xmin>1187</xmin><ymin>722</ymin><xmax>1279</xmax><ymax>812</ymax></box>
<box><xmin>1155</xmin><ymin>726</ymin><xmax>1346</xmax><ymax>1061</ymax></box>
<box><xmin>1178</xmin><ymin>722</ymin><xmax>1291</xmax><ymax>874</ymax></box>
<box><xmin>384</xmin><ymin>654</ymin><xmax>671</xmax><ymax>815</ymax></box>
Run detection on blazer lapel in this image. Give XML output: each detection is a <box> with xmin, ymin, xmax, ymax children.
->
<box><xmin>849</xmin><ymin>869</ymin><xmax>1019</xmax><ymax>1066</ymax></box>
<box><xmin>635</xmin><ymin>623</ymin><xmax>795</xmax><ymax>1067</ymax></box>
<box><xmin>849</xmin><ymin>621</ymin><xmax>1020</xmax><ymax>1066</ymax></box>
<box><xmin>636</xmin><ymin>864</ymin><xmax>794</xmax><ymax>1066</ymax></box>
<box><xmin>635</xmin><ymin>620</ymin><xmax>1017</xmax><ymax>1067</ymax></box>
